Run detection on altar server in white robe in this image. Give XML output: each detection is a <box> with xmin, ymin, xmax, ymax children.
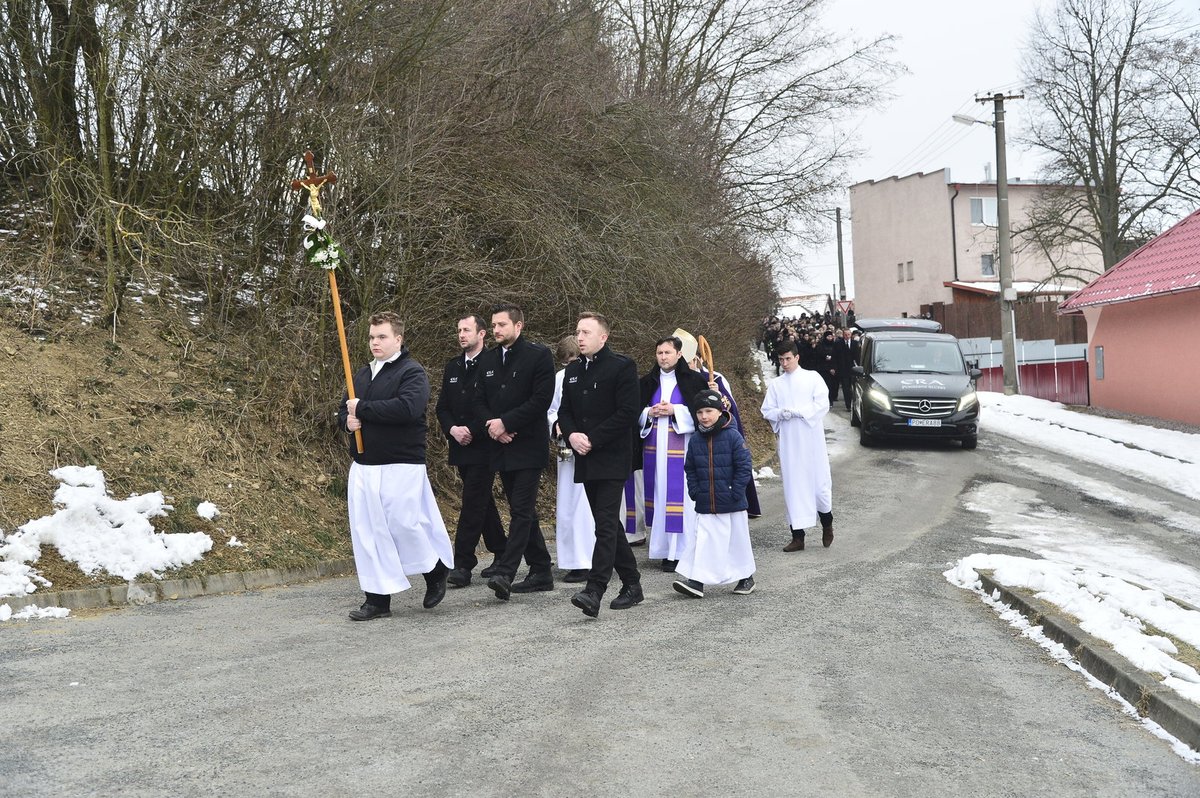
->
<box><xmin>638</xmin><ymin>336</ymin><xmax>708</xmax><ymax>570</ymax></box>
<box><xmin>760</xmin><ymin>341</ymin><xmax>834</xmax><ymax>552</ymax></box>
<box><xmin>339</xmin><ymin>312</ymin><xmax>455</xmax><ymax>621</ymax></box>
<box><xmin>548</xmin><ymin>336</ymin><xmax>595</xmax><ymax>582</ymax></box>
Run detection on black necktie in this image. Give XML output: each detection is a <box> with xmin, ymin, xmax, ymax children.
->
<box><xmin>501</xmin><ymin>348</ymin><xmax>508</xmax><ymax>367</ymax></box>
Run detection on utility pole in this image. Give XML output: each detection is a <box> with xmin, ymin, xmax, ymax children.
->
<box><xmin>835</xmin><ymin>207</ymin><xmax>846</xmax><ymax>301</ymax></box>
<box><xmin>978</xmin><ymin>91</ymin><xmax>1023</xmax><ymax>395</ymax></box>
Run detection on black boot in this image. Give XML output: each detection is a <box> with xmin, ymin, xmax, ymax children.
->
<box><xmin>818</xmin><ymin>511</ymin><xmax>834</xmax><ymax>548</ymax></box>
<box><xmin>783</xmin><ymin>530</ymin><xmax>805</xmax><ymax>552</ymax></box>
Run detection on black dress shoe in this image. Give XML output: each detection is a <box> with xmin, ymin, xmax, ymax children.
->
<box><xmin>609</xmin><ymin>583</ymin><xmax>644</xmax><ymax>610</ymax></box>
<box><xmin>446</xmin><ymin>568</ymin><xmax>471</xmax><ymax>588</ymax></box>
<box><xmin>511</xmin><ymin>570</ymin><xmax>554</xmax><ymax>593</ymax></box>
<box><xmin>660</xmin><ymin>559</ymin><xmax>678</xmax><ymax>572</ymax></box>
<box><xmin>480</xmin><ymin>562</ymin><xmax>501</xmax><ymax>578</ymax></box>
<box><xmin>348</xmin><ymin>602</ymin><xmax>391</xmax><ymax>621</ymax></box>
<box><xmin>488</xmin><ymin>573</ymin><xmax>512</xmax><ymax>601</ymax></box>
<box><xmin>423</xmin><ymin>577</ymin><xmax>447</xmax><ymax>609</ymax></box>
<box><xmin>562</xmin><ymin>569</ymin><xmax>589</xmax><ymax>583</ymax></box>
<box><xmin>628</xmin><ymin>537</ymin><xmax>647</xmax><ymax>547</ymax></box>
<box><xmin>571</xmin><ymin>590</ymin><xmax>601</xmax><ymax>618</ymax></box>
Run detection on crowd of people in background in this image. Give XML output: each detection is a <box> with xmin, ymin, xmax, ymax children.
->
<box><xmin>758</xmin><ymin>312</ymin><xmax>861</xmax><ymax>410</ymax></box>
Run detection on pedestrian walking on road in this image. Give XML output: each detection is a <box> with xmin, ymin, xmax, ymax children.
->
<box><xmin>338</xmin><ymin>312</ymin><xmax>454</xmax><ymax>621</ymax></box>
<box><xmin>474</xmin><ymin>302</ymin><xmax>557</xmax><ymax>601</ymax></box>
<box><xmin>548</xmin><ymin>334</ymin><xmax>595</xmax><ymax>583</ymax></box>
<box><xmin>760</xmin><ymin>342</ymin><xmax>834</xmax><ymax>552</ymax></box>
<box><xmin>673</xmin><ymin>389</ymin><xmax>757</xmax><ymax>599</ymax></box>
<box><xmin>435</xmin><ymin>313</ymin><xmax>507</xmax><ymax>589</ymax></box>
<box><xmin>557</xmin><ymin>312</ymin><xmax>644</xmax><ymax>618</ymax></box>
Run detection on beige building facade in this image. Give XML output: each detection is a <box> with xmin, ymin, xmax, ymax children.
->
<box><xmin>849</xmin><ymin>169</ymin><xmax>1103</xmax><ymax>318</ymax></box>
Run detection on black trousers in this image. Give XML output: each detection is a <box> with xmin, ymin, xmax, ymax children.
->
<box><xmin>365</xmin><ymin>561</ymin><xmax>448</xmax><ymax>609</ymax></box>
<box><xmin>494</xmin><ymin>467</ymin><xmax>552</xmax><ymax>578</ymax></box>
<box><xmin>839</xmin><ymin>373</ymin><xmax>852</xmax><ymax>409</ymax></box>
<box><xmin>584</xmin><ymin>478</ymin><xmax>640</xmax><ymax>596</ymax></box>
<box><xmin>453</xmin><ymin>463</ymin><xmax>507</xmax><ymax>571</ymax></box>
<box><xmin>823</xmin><ymin>371</ymin><xmax>839</xmax><ymax>403</ymax></box>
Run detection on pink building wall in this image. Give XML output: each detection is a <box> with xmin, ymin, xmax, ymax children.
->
<box><xmin>1087</xmin><ymin>291</ymin><xmax>1200</xmax><ymax>425</ymax></box>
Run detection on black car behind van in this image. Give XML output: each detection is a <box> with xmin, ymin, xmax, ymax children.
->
<box><xmin>849</xmin><ymin>322</ymin><xmax>981</xmax><ymax>449</ymax></box>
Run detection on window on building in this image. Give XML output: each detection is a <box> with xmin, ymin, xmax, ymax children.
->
<box><xmin>1095</xmin><ymin>346</ymin><xmax>1104</xmax><ymax>380</ymax></box>
<box><xmin>897</xmin><ymin>263</ymin><xmax>904</xmax><ymax>282</ymax></box>
<box><xmin>970</xmin><ymin>197</ymin><xmax>998</xmax><ymax>226</ymax></box>
<box><xmin>981</xmin><ymin>254</ymin><xmax>995</xmax><ymax>276</ymax></box>
<box><xmin>906</xmin><ymin>261</ymin><xmax>914</xmax><ymax>281</ymax></box>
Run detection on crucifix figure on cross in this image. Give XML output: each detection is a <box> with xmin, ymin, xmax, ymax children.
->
<box><xmin>290</xmin><ymin>149</ymin><xmax>363</xmax><ymax>453</ymax></box>
<box><xmin>291</xmin><ymin>150</ymin><xmax>338</xmax><ymax>217</ymax></box>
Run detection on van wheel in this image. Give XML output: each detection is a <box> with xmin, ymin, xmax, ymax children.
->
<box><xmin>859</xmin><ymin>426</ymin><xmax>874</xmax><ymax>447</ymax></box>
<box><xmin>961</xmin><ymin>435</ymin><xmax>978</xmax><ymax>450</ymax></box>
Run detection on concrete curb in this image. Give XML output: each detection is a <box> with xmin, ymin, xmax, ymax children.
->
<box><xmin>1</xmin><ymin>559</ymin><xmax>357</xmax><ymax>613</ymax></box>
<box><xmin>978</xmin><ymin>571</ymin><xmax>1200</xmax><ymax>753</ymax></box>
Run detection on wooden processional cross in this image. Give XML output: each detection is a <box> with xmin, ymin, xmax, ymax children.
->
<box><xmin>291</xmin><ymin>150</ymin><xmax>363</xmax><ymax>453</ymax></box>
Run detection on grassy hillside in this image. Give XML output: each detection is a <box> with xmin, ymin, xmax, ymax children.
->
<box><xmin>0</xmin><ymin>267</ymin><xmax>777</xmax><ymax>595</ymax></box>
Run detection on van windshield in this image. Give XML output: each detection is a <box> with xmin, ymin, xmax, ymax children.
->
<box><xmin>872</xmin><ymin>340</ymin><xmax>965</xmax><ymax>374</ymax></box>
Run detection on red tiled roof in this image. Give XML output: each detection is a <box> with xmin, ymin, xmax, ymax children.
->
<box><xmin>1059</xmin><ymin>209</ymin><xmax>1200</xmax><ymax>312</ymax></box>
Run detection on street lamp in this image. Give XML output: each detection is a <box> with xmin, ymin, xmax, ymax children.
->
<box><xmin>953</xmin><ymin>93</ymin><xmax>1022</xmax><ymax>395</ymax></box>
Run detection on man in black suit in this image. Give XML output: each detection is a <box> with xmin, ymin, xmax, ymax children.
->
<box><xmin>435</xmin><ymin>314</ymin><xmax>507</xmax><ymax>588</ymax></box>
<box><xmin>834</xmin><ymin>328</ymin><xmax>857</xmax><ymax>411</ymax></box>
<box><xmin>557</xmin><ymin>312</ymin><xmax>643</xmax><ymax>618</ymax></box>
<box><xmin>474</xmin><ymin>302</ymin><xmax>556</xmax><ymax>601</ymax></box>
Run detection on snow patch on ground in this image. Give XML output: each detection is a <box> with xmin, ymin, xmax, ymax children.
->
<box><xmin>947</xmin><ymin>552</ymin><xmax>1200</xmax><ymax>706</ymax></box>
<box><xmin>0</xmin><ymin>466</ymin><xmax>213</xmax><ymax>611</ymax></box>
<box><xmin>196</xmin><ymin>501</ymin><xmax>219</xmax><ymax>520</ymax></box>
<box><xmin>0</xmin><ymin>603</ymin><xmax>71</xmax><ymax>622</ymax></box>
<box><xmin>981</xmin><ymin>393</ymin><xmax>1200</xmax><ymax>502</ymax></box>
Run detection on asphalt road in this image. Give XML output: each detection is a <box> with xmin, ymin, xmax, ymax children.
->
<box><xmin>2</xmin><ymin>411</ymin><xmax>1198</xmax><ymax>797</ymax></box>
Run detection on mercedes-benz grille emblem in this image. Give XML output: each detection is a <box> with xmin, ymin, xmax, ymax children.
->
<box><xmin>919</xmin><ymin>400</ymin><xmax>932</xmax><ymax>413</ymax></box>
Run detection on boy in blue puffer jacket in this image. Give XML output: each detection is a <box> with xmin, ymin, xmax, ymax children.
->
<box><xmin>673</xmin><ymin>389</ymin><xmax>757</xmax><ymax>598</ymax></box>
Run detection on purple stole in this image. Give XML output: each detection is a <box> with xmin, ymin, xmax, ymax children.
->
<box><xmin>624</xmin><ymin>476</ymin><xmax>638</xmax><ymax>536</ymax></box>
<box><xmin>643</xmin><ymin>383</ymin><xmax>686</xmax><ymax>533</ymax></box>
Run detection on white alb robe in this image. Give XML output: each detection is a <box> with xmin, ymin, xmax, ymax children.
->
<box><xmin>676</xmin><ymin>511</ymin><xmax>755</xmax><ymax>585</ymax></box>
<box><xmin>549</xmin><ymin>368</ymin><xmax>596</xmax><ymax>569</ymax></box>
<box><xmin>347</xmin><ymin>462</ymin><xmax>454</xmax><ymax>595</ymax></box>
<box><xmin>760</xmin><ymin>368</ymin><xmax>833</xmax><ymax>530</ymax></box>
<box><xmin>624</xmin><ymin>469</ymin><xmax>647</xmax><ymax>543</ymax></box>
<box><xmin>639</xmin><ymin>368</ymin><xmax>697</xmax><ymax>560</ymax></box>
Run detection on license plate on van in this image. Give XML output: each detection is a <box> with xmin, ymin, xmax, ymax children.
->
<box><xmin>908</xmin><ymin>419</ymin><xmax>942</xmax><ymax>427</ymax></box>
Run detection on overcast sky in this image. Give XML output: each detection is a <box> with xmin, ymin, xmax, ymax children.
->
<box><xmin>784</xmin><ymin>0</ymin><xmax>1200</xmax><ymax>299</ymax></box>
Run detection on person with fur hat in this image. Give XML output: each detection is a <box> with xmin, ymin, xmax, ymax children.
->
<box><xmin>672</xmin><ymin>389</ymin><xmax>757</xmax><ymax>598</ymax></box>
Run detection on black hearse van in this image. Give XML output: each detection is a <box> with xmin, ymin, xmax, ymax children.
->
<box><xmin>849</xmin><ymin>319</ymin><xmax>982</xmax><ymax>449</ymax></box>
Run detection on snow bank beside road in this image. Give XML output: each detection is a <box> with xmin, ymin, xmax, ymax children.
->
<box><xmin>981</xmin><ymin>393</ymin><xmax>1200</xmax><ymax>502</ymax></box>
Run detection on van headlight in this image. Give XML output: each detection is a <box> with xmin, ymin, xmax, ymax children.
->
<box><xmin>958</xmin><ymin>391</ymin><xmax>978</xmax><ymax>412</ymax></box>
<box><xmin>867</xmin><ymin>387</ymin><xmax>891</xmax><ymax>411</ymax></box>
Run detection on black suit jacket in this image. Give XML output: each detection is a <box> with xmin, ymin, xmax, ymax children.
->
<box><xmin>337</xmin><ymin>347</ymin><xmax>429</xmax><ymax>466</ymax></box>
<box><xmin>473</xmin><ymin>335</ymin><xmax>555</xmax><ymax>472</ymax></box>
<box><xmin>833</xmin><ymin>339</ymin><xmax>856</xmax><ymax>372</ymax></box>
<box><xmin>557</xmin><ymin>345</ymin><xmax>640</xmax><ymax>482</ymax></box>
<box><xmin>435</xmin><ymin>352</ymin><xmax>490</xmax><ymax>467</ymax></box>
